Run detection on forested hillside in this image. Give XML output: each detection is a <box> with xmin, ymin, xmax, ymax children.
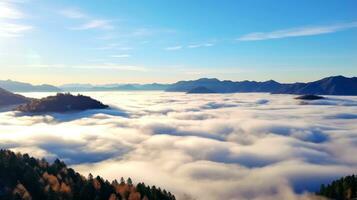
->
<box><xmin>0</xmin><ymin>149</ymin><xmax>175</xmax><ymax>200</ymax></box>
<box><xmin>317</xmin><ymin>174</ymin><xmax>357</xmax><ymax>200</ymax></box>
<box><xmin>0</xmin><ymin>87</ymin><xmax>30</xmax><ymax>107</ymax></box>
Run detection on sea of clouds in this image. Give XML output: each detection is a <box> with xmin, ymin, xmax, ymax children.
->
<box><xmin>1</xmin><ymin>91</ymin><xmax>357</xmax><ymax>200</ymax></box>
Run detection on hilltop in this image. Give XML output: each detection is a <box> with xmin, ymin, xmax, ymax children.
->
<box><xmin>16</xmin><ymin>93</ymin><xmax>109</xmax><ymax>113</ymax></box>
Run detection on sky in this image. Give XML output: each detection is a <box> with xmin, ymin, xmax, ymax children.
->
<box><xmin>0</xmin><ymin>0</ymin><xmax>356</xmax><ymax>85</ymax></box>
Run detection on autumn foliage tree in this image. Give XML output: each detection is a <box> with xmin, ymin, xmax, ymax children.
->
<box><xmin>0</xmin><ymin>149</ymin><xmax>175</xmax><ymax>200</ymax></box>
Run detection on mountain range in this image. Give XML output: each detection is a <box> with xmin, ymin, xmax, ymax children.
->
<box><xmin>1</xmin><ymin>75</ymin><xmax>356</xmax><ymax>95</ymax></box>
<box><xmin>166</xmin><ymin>76</ymin><xmax>357</xmax><ymax>95</ymax></box>
<box><xmin>60</xmin><ymin>83</ymin><xmax>170</xmax><ymax>92</ymax></box>
<box><xmin>0</xmin><ymin>80</ymin><xmax>61</xmax><ymax>92</ymax></box>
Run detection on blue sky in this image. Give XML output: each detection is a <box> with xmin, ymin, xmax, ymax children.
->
<box><xmin>0</xmin><ymin>0</ymin><xmax>356</xmax><ymax>85</ymax></box>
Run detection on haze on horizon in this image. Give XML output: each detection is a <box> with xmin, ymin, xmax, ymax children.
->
<box><xmin>1</xmin><ymin>0</ymin><xmax>357</xmax><ymax>85</ymax></box>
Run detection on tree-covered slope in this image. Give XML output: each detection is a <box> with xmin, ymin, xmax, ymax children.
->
<box><xmin>16</xmin><ymin>93</ymin><xmax>109</xmax><ymax>113</ymax></box>
<box><xmin>0</xmin><ymin>87</ymin><xmax>30</xmax><ymax>107</ymax></box>
<box><xmin>0</xmin><ymin>149</ymin><xmax>175</xmax><ymax>200</ymax></box>
<box><xmin>317</xmin><ymin>174</ymin><xmax>357</xmax><ymax>200</ymax></box>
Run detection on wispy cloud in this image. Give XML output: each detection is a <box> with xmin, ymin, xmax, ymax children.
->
<box><xmin>110</xmin><ymin>54</ymin><xmax>131</xmax><ymax>58</ymax></box>
<box><xmin>187</xmin><ymin>43</ymin><xmax>214</xmax><ymax>48</ymax></box>
<box><xmin>0</xmin><ymin>1</ymin><xmax>32</xmax><ymax>37</ymax></box>
<box><xmin>61</xmin><ymin>7</ymin><xmax>114</xmax><ymax>31</ymax></box>
<box><xmin>60</xmin><ymin>8</ymin><xmax>86</xmax><ymax>19</ymax></box>
<box><xmin>23</xmin><ymin>63</ymin><xmax>147</xmax><ymax>72</ymax></box>
<box><xmin>238</xmin><ymin>21</ymin><xmax>357</xmax><ymax>41</ymax></box>
<box><xmin>78</xmin><ymin>64</ymin><xmax>145</xmax><ymax>71</ymax></box>
<box><xmin>0</xmin><ymin>2</ymin><xmax>23</xmax><ymax>19</ymax></box>
<box><xmin>131</xmin><ymin>28</ymin><xmax>176</xmax><ymax>37</ymax></box>
<box><xmin>95</xmin><ymin>43</ymin><xmax>133</xmax><ymax>51</ymax></box>
<box><xmin>165</xmin><ymin>45</ymin><xmax>183</xmax><ymax>51</ymax></box>
<box><xmin>71</xmin><ymin>19</ymin><xmax>113</xmax><ymax>30</ymax></box>
<box><xmin>166</xmin><ymin>42</ymin><xmax>215</xmax><ymax>51</ymax></box>
<box><xmin>0</xmin><ymin>22</ymin><xmax>32</xmax><ymax>37</ymax></box>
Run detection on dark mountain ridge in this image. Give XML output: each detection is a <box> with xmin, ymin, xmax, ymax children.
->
<box><xmin>276</xmin><ymin>76</ymin><xmax>357</xmax><ymax>95</ymax></box>
<box><xmin>60</xmin><ymin>83</ymin><xmax>170</xmax><ymax>92</ymax></box>
<box><xmin>0</xmin><ymin>87</ymin><xmax>31</xmax><ymax>107</ymax></box>
<box><xmin>0</xmin><ymin>80</ymin><xmax>61</xmax><ymax>92</ymax></box>
<box><xmin>16</xmin><ymin>93</ymin><xmax>109</xmax><ymax>113</ymax></box>
<box><xmin>166</xmin><ymin>76</ymin><xmax>357</xmax><ymax>95</ymax></box>
<box><xmin>187</xmin><ymin>86</ymin><xmax>216</xmax><ymax>94</ymax></box>
<box><xmin>3</xmin><ymin>75</ymin><xmax>356</xmax><ymax>95</ymax></box>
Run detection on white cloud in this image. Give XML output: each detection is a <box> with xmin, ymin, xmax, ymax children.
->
<box><xmin>0</xmin><ymin>2</ymin><xmax>24</xmax><ymax>19</ymax></box>
<box><xmin>110</xmin><ymin>54</ymin><xmax>131</xmax><ymax>58</ymax></box>
<box><xmin>132</xmin><ymin>28</ymin><xmax>176</xmax><ymax>37</ymax></box>
<box><xmin>166</xmin><ymin>42</ymin><xmax>214</xmax><ymax>51</ymax></box>
<box><xmin>0</xmin><ymin>1</ymin><xmax>32</xmax><ymax>37</ymax></box>
<box><xmin>0</xmin><ymin>21</ymin><xmax>32</xmax><ymax>37</ymax></box>
<box><xmin>165</xmin><ymin>45</ymin><xmax>183</xmax><ymax>51</ymax></box>
<box><xmin>1</xmin><ymin>92</ymin><xmax>357</xmax><ymax>200</ymax></box>
<box><xmin>22</xmin><ymin>63</ymin><xmax>147</xmax><ymax>72</ymax></box>
<box><xmin>60</xmin><ymin>8</ymin><xmax>86</xmax><ymax>19</ymax></box>
<box><xmin>238</xmin><ymin>21</ymin><xmax>357</xmax><ymax>41</ymax></box>
<box><xmin>95</xmin><ymin>43</ymin><xmax>133</xmax><ymax>50</ymax></box>
<box><xmin>71</xmin><ymin>19</ymin><xmax>113</xmax><ymax>30</ymax></box>
<box><xmin>187</xmin><ymin>43</ymin><xmax>214</xmax><ymax>48</ymax></box>
<box><xmin>94</xmin><ymin>64</ymin><xmax>146</xmax><ymax>71</ymax></box>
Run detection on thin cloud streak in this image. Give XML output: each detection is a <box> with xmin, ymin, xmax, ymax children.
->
<box><xmin>95</xmin><ymin>43</ymin><xmax>133</xmax><ymax>51</ymax></box>
<box><xmin>110</xmin><ymin>54</ymin><xmax>131</xmax><ymax>58</ymax></box>
<box><xmin>165</xmin><ymin>45</ymin><xmax>183</xmax><ymax>51</ymax></box>
<box><xmin>60</xmin><ymin>8</ymin><xmax>86</xmax><ymax>19</ymax></box>
<box><xmin>187</xmin><ymin>43</ymin><xmax>214</xmax><ymax>48</ymax></box>
<box><xmin>71</xmin><ymin>19</ymin><xmax>114</xmax><ymax>30</ymax></box>
<box><xmin>0</xmin><ymin>22</ymin><xmax>32</xmax><ymax>37</ymax></box>
<box><xmin>166</xmin><ymin>42</ymin><xmax>214</xmax><ymax>51</ymax></box>
<box><xmin>238</xmin><ymin>21</ymin><xmax>357</xmax><ymax>41</ymax></box>
<box><xmin>22</xmin><ymin>63</ymin><xmax>147</xmax><ymax>72</ymax></box>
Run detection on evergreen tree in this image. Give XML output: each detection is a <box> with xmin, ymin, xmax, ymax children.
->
<box><xmin>0</xmin><ymin>149</ymin><xmax>176</xmax><ymax>200</ymax></box>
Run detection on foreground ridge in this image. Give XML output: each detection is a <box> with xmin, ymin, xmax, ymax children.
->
<box><xmin>0</xmin><ymin>149</ymin><xmax>176</xmax><ymax>200</ymax></box>
<box><xmin>317</xmin><ymin>174</ymin><xmax>357</xmax><ymax>200</ymax></box>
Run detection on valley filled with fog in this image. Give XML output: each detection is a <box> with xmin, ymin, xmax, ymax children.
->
<box><xmin>1</xmin><ymin>91</ymin><xmax>357</xmax><ymax>200</ymax></box>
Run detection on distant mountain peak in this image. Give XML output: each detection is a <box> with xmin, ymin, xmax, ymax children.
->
<box><xmin>187</xmin><ymin>86</ymin><xmax>216</xmax><ymax>94</ymax></box>
<box><xmin>0</xmin><ymin>80</ymin><xmax>61</xmax><ymax>92</ymax></box>
<box><xmin>196</xmin><ymin>78</ymin><xmax>220</xmax><ymax>82</ymax></box>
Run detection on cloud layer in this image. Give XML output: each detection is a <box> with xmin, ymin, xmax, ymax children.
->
<box><xmin>1</xmin><ymin>92</ymin><xmax>357</xmax><ymax>200</ymax></box>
